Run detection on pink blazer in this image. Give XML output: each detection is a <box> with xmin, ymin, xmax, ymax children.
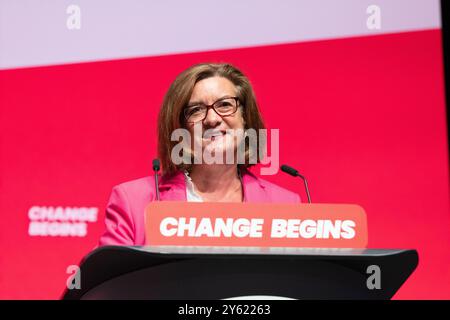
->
<box><xmin>98</xmin><ymin>169</ymin><xmax>301</xmax><ymax>246</ymax></box>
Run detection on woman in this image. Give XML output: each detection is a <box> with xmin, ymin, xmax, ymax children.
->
<box><xmin>98</xmin><ymin>63</ymin><xmax>300</xmax><ymax>246</ymax></box>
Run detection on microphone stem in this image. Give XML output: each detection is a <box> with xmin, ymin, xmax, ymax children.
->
<box><xmin>297</xmin><ymin>174</ymin><xmax>311</xmax><ymax>203</ymax></box>
<box><xmin>154</xmin><ymin>172</ymin><xmax>160</xmax><ymax>201</ymax></box>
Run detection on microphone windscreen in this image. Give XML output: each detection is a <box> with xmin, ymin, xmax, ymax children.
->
<box><xmin>152</xmin><ymin>159</ymin><xmax>160</xmax><ymax>171</ymax></box>
<box><xmin>280</xmin><ymin>164</ymin><xmax>298</xmax><ymax>177</ymax></box>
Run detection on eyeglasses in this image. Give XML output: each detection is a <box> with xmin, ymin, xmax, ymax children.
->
<box><xmin>183</xmin><ymin>96</ymin><xmax>240</xmax><ymax>123</ymax></box>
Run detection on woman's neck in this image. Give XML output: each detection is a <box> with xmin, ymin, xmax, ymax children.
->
<box><xmin>188</xmin><ymin>164</ymin><xmax>242</xmax><ymax>201</ymax></box>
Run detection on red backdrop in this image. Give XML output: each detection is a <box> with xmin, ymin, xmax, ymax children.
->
<box><xmin>0</xmin><ymin>29</ymin><xmax>449</xmax><ymax>299</ymax></box>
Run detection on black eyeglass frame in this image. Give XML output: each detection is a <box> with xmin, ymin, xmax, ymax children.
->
<box><xmin>183</xmin><ymin>96</ymin><xmax>241</xmax><ymax>123</ymax></box>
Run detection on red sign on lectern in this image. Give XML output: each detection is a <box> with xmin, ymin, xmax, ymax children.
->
<box><xmin>144</xmin><ymin>202</ymin><xmax>368</xmax><ymax>248</ymax></box>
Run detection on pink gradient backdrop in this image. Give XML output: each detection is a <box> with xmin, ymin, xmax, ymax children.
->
<box><xmin>0</xmin><ymin>29</ymin><xmax>449</xmax><ymax>299</ymax></box>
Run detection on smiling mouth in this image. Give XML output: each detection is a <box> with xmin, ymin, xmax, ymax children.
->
<box><xmin>203</xmin><ymin>130</ymin><xmax>226</xmax><ymax>141</ymax></box>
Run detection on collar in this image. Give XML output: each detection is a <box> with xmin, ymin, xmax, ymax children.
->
<box><xmin>157</xmin><ymin>167</ymin><xmax>266</xmax><ymax>202</ymax></box>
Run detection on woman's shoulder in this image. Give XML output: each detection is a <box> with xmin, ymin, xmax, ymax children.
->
<box><xmin>242</xmin><ymin>168</ymin><xmax>301</xmax><ymax>203</ymax></box>
<box><xmin>110</xmin><ymin>171</ymin><xmax>185</xmax><ymax>201</ymax></box>
<box><xmin>108</xmin><ymin>176</ymin><xmax>157</xmax><ymax>206</ymax></box>
<box><xmin>114</xmin><ymin>176</ymin><xmax>154</xmax><ymax>192</ymax></box>
<box><xmin>259</xmin><ymin>177</ymin><xmax>301</xmax><ymax>202</ymax></box>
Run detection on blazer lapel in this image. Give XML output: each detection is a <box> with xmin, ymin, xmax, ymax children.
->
<box><xmin>241</xmin><ymin>168</ymin><xmax>267</xmax><ymax>202</ymax></box>
<box><xmin>158</xmin><ymin>171</ymin><xmax>187</xmax><ymax>201</ymax></box>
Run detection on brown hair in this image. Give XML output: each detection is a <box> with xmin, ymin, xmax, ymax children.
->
<box><xmin>157</xmin><ymin>62</ymin><xmax>265</xmax><ymax>176</ymax></box>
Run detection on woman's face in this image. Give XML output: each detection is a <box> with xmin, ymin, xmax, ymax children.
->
<box><xmin>185</xmin><ymin>76</ymin><xmax>245</xmax><ymax>164</ymax></box>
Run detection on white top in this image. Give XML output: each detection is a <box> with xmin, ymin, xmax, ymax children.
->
<box><xmin>184</xmin><ymin>170</ymin><xmax>204</xmax><ymax>202</ymax></box>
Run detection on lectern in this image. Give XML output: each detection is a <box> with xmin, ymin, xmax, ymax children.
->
<box><xmin>62</xmin><ymin>245</ymin><xmax>418</xmax><ymax>300</ymax></box>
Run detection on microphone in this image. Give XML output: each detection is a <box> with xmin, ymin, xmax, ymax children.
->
<box><xmin>152</xmin><ymin>159</ymin><xmax>161</xmax><ymax>201</ymax></box>
<box><xmin>280</xmin><ymin>164</ymin><xmax>311</xmax><ymax>203</ymax></box>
